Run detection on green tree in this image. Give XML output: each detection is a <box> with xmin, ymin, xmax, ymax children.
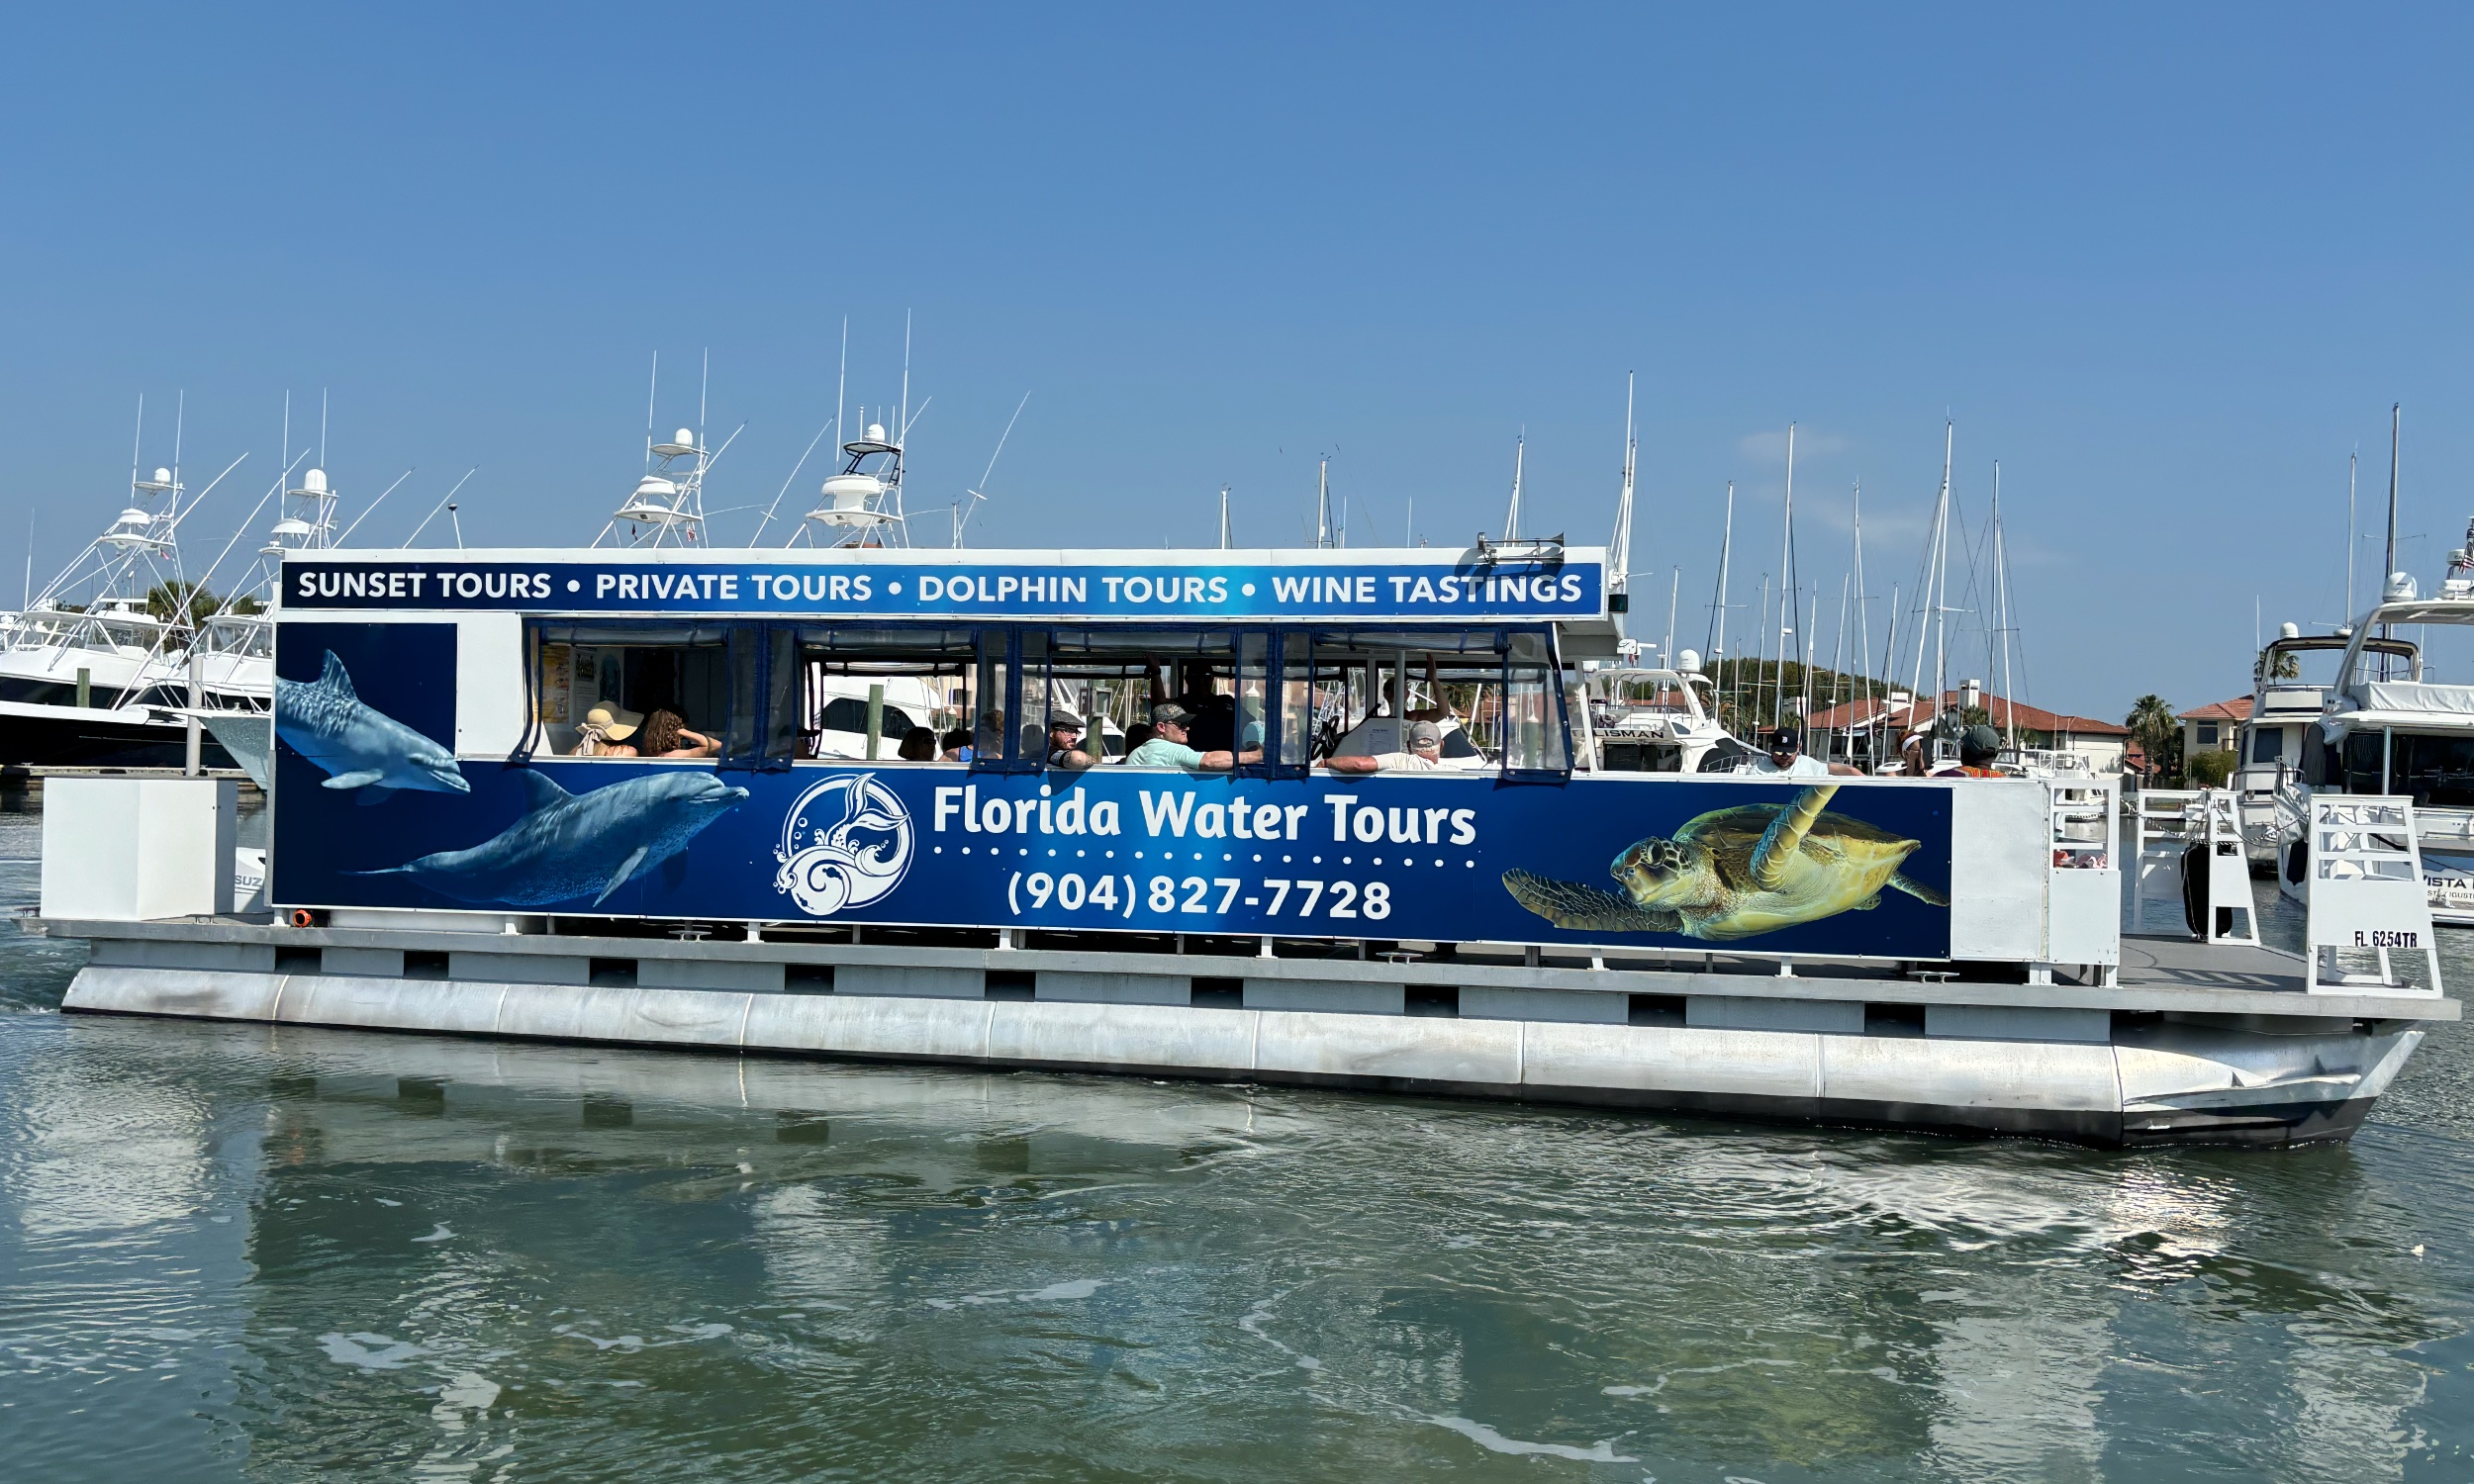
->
<box><xmin>2125</xmin><ymin>694</ymin><xmax>2182</xmax><ymax>785</ymax></box>
<box><xmin>145</xmin><ymin>580</ymin><xmax>219</xmax><ymax>627</ymax></box>
<box><xmin>2188</xmin><ymin>749</ymin><xmax>2236</xmax><ymax>788</ymax></box>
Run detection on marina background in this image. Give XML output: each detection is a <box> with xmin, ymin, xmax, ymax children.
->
<box><xmin>4</xmin><ymin>7</ymin><xmax>2472</xmax><ymax>719</ymax></box>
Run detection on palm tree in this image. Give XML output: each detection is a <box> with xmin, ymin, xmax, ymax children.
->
<box><xmin>2125</xmin><ymin>694</ymin><xmax>2180</xmax><ymax>785</ymax></box>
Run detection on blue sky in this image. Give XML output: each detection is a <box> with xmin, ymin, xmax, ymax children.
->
<box><xmin>3</xmin><ymin>6</ymin><xmax>2468</xmax><ymax>720</ymax></box>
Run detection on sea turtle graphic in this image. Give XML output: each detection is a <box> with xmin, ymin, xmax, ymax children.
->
<box><xmin>1502</xmin><ymin>784</ymin><xmax>1948</xmax><ymax>941</ymax></box>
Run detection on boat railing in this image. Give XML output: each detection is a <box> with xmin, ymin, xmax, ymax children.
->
<box><xmin>2127</xmin><ymin>788</ymin><xmax>2259</xmax><ymax>945</ymax></box>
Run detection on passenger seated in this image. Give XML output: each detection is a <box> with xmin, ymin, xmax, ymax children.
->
<box><xmin>1148</xmin><ymin>661</ymin><xmax>1237</xmax><ymax>752</ymax></box>
<box><xmin>941</xmin><ymin>727</ymin><xmax>973</xmax><ymax>763</ymax></box>
<box><xmin>898</xmin><ymin>726</ymin><xmax>939</xmax><ymax>762</ymax></box>
<box><xmin>637</xmin><ymin>706</ymin><xmax>719</xmax><ymax>759</ymax></box>
<box><xmin>1933</xmin><ymin>724</ymin><xmax>2005</xmax><ymax>778</ymax></box>
<box><xmin>575</xmin><ymin>702</ymin><xmax>643</xmax><ymax>757</ymax></box>
<box><xmin>1742</xmin><ymin>726</ymin><xmax>1830</xmax><ymax>778</ymax></box>
<box><xmin>1124</xmin><ymin>702</ymin><xmax>1259</xmax><ymax>772</ymax></box>
<box><xmin>1322</xmin><ymin>719</ymin><xmax>1446</xmax><ymax>774</ymax></box>
<box><xmin>1115</xmin><ymin>722</ymin><xmax>1155</xmax><ymax>761</ymax></box>
<box><xmin>1045</xmin><ymin>710</ymin><xmax>1103</xmax><ymax>770</ymax></box>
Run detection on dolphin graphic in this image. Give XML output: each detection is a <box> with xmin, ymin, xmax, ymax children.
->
<box><xmin>276</xmin><ymin>651</ymin><xmax>470</xmax><ymax>802</ymax></box>
<box><xmin>358</xmin><ymin>768</ymin><xmax>748</xmax><ymax>907</ymax></box>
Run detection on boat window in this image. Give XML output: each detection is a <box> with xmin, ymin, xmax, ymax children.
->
<box><xmin>2382</xmin><ymin>732</ymin><xmax>2474</xmax><ymax>809</ymax></box>
<box><xmin>1500</xmin><ymin>629</ymin><xmax>1571</xmax><ymax>777</ymax></box>
<box><xmin>794</xmin><ymin>625</ymin><xmax>973</xmax><ymax>762</ymax></box>
<box><xmin>2249</xmin><ymin>728</ymin><xmax>2282</xmax><ymax>765</ymax></box>
<box><xmin>534</xmin><ymin>625</ymin><xmax>734</xmax><ymax>758</ymax></box>
<box><xmin>2341</xmin><ymin>729</ymin><xmax>2386</xmax><ymax>795</ymax></box>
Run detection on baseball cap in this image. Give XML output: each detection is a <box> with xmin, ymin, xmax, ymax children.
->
<box><xmin>1766</xmin><ymin>726</ymin><xmax>1801</xmax><ymax>751</ymax></box>
<box><xmin>1960</xmin><ymin>723</ymin><xmax>2001</xmax><ymax>762</ymax></box>
<box><xmin>1151</xmin><ymin>701</ymin><xmax>1194</xmax><ymax>727</ymax></box>
<box><xmin>1406</xmin><ymin>720</ymin><xmax>1443</xmax><ymax>746</ymax></box>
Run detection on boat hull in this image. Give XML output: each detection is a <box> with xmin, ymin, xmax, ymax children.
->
<box><xmin>0</xmin><ymin>698</ymin><xmax>237</xmax><ymax>771</ymax></box>
<box><xmin>53</xmin><ymin>948</ymin><xmax>2430</xmax><ymax>1151</ymax></box>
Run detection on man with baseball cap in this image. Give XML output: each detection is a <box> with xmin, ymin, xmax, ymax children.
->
<box><xmin>1745</xmin><ymin>725</ymin><xmax>1830</xmax><ymax>778</ymax></box>
<box><xmin>1044</xmin><ymin>708</ymin><xmax>1104</xmax><ymax>770</ymax></box>
<box><xmin>1322</xmin><ymin>718</ymin><xmax>1449</xmax><ymax>773</ymax></box>
<box><xmin>1932</xmin><ymin>723</ymin><xmax>2005</xmax><ymax>778</ymax></box>
<box><xmin>1125</xmin><ymin>700</ymin><xmax>1261</xmax><ymax>771</ymax></box>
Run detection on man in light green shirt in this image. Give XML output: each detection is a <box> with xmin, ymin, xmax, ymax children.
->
<box><xmin>1124</xmin><ymin>702</ymin><xmax>1260</xmax><ymax>771</ymax></box>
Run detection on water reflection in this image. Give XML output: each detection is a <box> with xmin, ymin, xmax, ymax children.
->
<box><xmin>0</xmin><ymin>1010</ymin><xmax>2460</xmax><ymax>1482</ymax></box>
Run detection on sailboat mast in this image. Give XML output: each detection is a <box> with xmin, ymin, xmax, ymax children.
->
<box><xmin>1931</xmin><ymin>421</ymin><xmax>1952</xmax><ymax>732</ymax></box>
<box><xmin>1828</xmin><ymin>572</ymin><xmax>1850</xmax><ymax>766</ymax></box>
<box><xmin>1609</xmin><ymin>374</ymin><xmax>1636</xmax><ymax>598</ymax></box>
<box><xmin>1773</xmin><ymin>422</ymin><xmax>1797</xmax><ymax>729</ymax></box>
<box><xmin>2382</xmin><ymin>405</ymin><xmax>2400</xmax><ymax>658</ymax></box>
<box><xmin>1909</xmin><ymin>424</ymin><xmax>1951</xmax><ymax>704</ymax></box>
<box><xmin>1852</xmin><ymin>482</ymin><xmax>1871</xmax><ymax>763</ymax></box>
<box><xmin>1664</xmin><ymin>567</ymin><xmax>1679</xmax><ymax>670</ymax></box>
<box><xmin>1992</xmin><ymin>463</ymin><xmax>2017</xmax><ymax>751</ymax></box>
<box><xmin>2345</xmin><ymin>449</ymin><xmax>2358</xmax><ymax>620</ymax></box>
<box><xmin>1708</xmin><ymin>482</ymin><xmax>1734</xmax><ymax>712</ymax></box>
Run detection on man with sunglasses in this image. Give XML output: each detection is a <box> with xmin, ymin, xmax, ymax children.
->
<box><xmin>1745</xmin><ymin>725</ymin><xmax>1831</xmax><ymax>778</ymax></box>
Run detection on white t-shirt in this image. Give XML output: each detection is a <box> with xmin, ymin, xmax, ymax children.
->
<box><xmin>1366</xmin><ymin>751</ymin><xmax>1441</xmax><ymax>772</ymax></box>
<box><xmin>1745</xmin><ymin>752</ymin><xmax>1830</xmax><ymax>778</ymax></box>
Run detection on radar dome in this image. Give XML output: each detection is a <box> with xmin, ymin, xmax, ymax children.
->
<box><xmin>152</xmin><ymin>467</ymin><xmax>171</xmax><ymax>484</ymax></box>
<box><xmin>865</xmin><ymin>422</ymin><xmax>887</xmax><ymax>443</ymax></box>
<box><xmin>303</xmin><ymin>468</ymin><xmax>328</xmax><ymax>493</ymax></box>
<box><xmin>1675</xmin><ymin>648</ymin><xmax>1702</xmax><ymax>673</ymax></box>
<box><xmin>675</xmin><ymin>428</ymin><xmax>694</xmax><ymax>447</ymax></box>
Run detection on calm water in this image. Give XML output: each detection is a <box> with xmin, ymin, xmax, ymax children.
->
<box><xmin>2</xmin><ymin>803</ymin><xmax>2472</xmax><ymax>1482</ymax></box>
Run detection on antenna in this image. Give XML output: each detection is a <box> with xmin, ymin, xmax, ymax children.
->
<box><xmin>320</xmin><ymin>388</ymin><xmax>330</xmax><ymax>469</ymax></box>
<box><xmin>1218</xmin><ymin>484</ymin><xmax>1231</xmax><ymax>549</ymax></box>
<box><xmin>753</xmin><ymin>419</ymin><xmax>836</xmax><ymax>546</ymax></box>
<box><xmin>901</xmin><ymin>311</ymin><xmax>912</xmax><ymax>451</ymax></box>
<box><xmin>1609</xmin><ymin>374</ymin><xmax>1637</xmax><ymax>595</ymax></box>
<box><xmin>1315</xmin><ymin>457</ymin><xmax>1331</xmax><ymax>548</ymax></box>
<box><xmin>334</xmin><ymin>469</ymin><xmax>415</xmax><ymax>545</ymax></box>
<box><xmin>2346</xmin><ymin>448</ymin><xmax>2358</xmax><ymax>619</ymax></box>
<box><xmin>957</xmin><ymin>391</ymin><xmax>1031</xmax><ymax>548</ymax></box>
<box><xmin>643</xmin><ymin>352</ymin><xmax>659</xmax><ymax>474</ymax></box>
<box><xmin>401</xmin><ymin>469</ymin><xmax>477</xmax><ymax>546</ymax></box>
<box><xmin>1664</xmin><ymin>566</ymin><xmax>1678</xmax><ymax>669</ymax></box>
<box><xmin>1503</xmin><ymin>431</ymin><xmax>1525</xmax><ymax>542</ymax></box>
<box><xmin>130</xmin><ymin>393</ymin><xmax>143</xmax><ymax>496</ymax></box>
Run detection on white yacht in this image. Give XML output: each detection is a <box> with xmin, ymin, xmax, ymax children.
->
<box><xmin>1581</xmin><ymin>654</ymin><xmax>1742</xmax><ymax>774</ymax></box>
<box><xmin>2234</xmin><ymin>621</ymin><xmax>2416</xmax><ymax>868</ymax></box>
<box><xmin>0</xmin><ymin>448</ymin><xmax>226</xmax><ymax>769</ymax></box>
<box><xmin>2273</xmin><ymin>550</ymin><xmax>2474</xmax><ymax>922</ymax></box>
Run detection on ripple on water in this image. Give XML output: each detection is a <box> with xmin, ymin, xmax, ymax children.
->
<box><xmin>0</xmin><ymin>817</ymin><xmax>2470</xmax><ymax>1480</ymax></box>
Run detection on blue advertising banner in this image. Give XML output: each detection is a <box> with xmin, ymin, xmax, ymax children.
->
<box><xmin>279</xmin><ymin>554</ymin><xmax>1605</xmax><ymax>622</ymax></box>
<box><xmin>273</xmin><ymin>763</ymin><xmax>1955</xmax><ymax>959</ymax></box>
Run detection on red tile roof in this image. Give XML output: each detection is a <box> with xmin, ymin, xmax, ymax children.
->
<box><xmin>1803</xmin><ymin>690</ymin><xmax>2130</xmax><ymax>737</ymax></box>
<box><xmin>2178</xmin><ymin>696</ymin><xmax>2254</xmax><ymax>722</ymax></box>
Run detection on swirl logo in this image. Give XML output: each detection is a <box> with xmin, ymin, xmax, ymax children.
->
<box><xmin>773</xmin><ymin>773</ymin><xmax>914</xmax><ymax>917</ymax></box>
